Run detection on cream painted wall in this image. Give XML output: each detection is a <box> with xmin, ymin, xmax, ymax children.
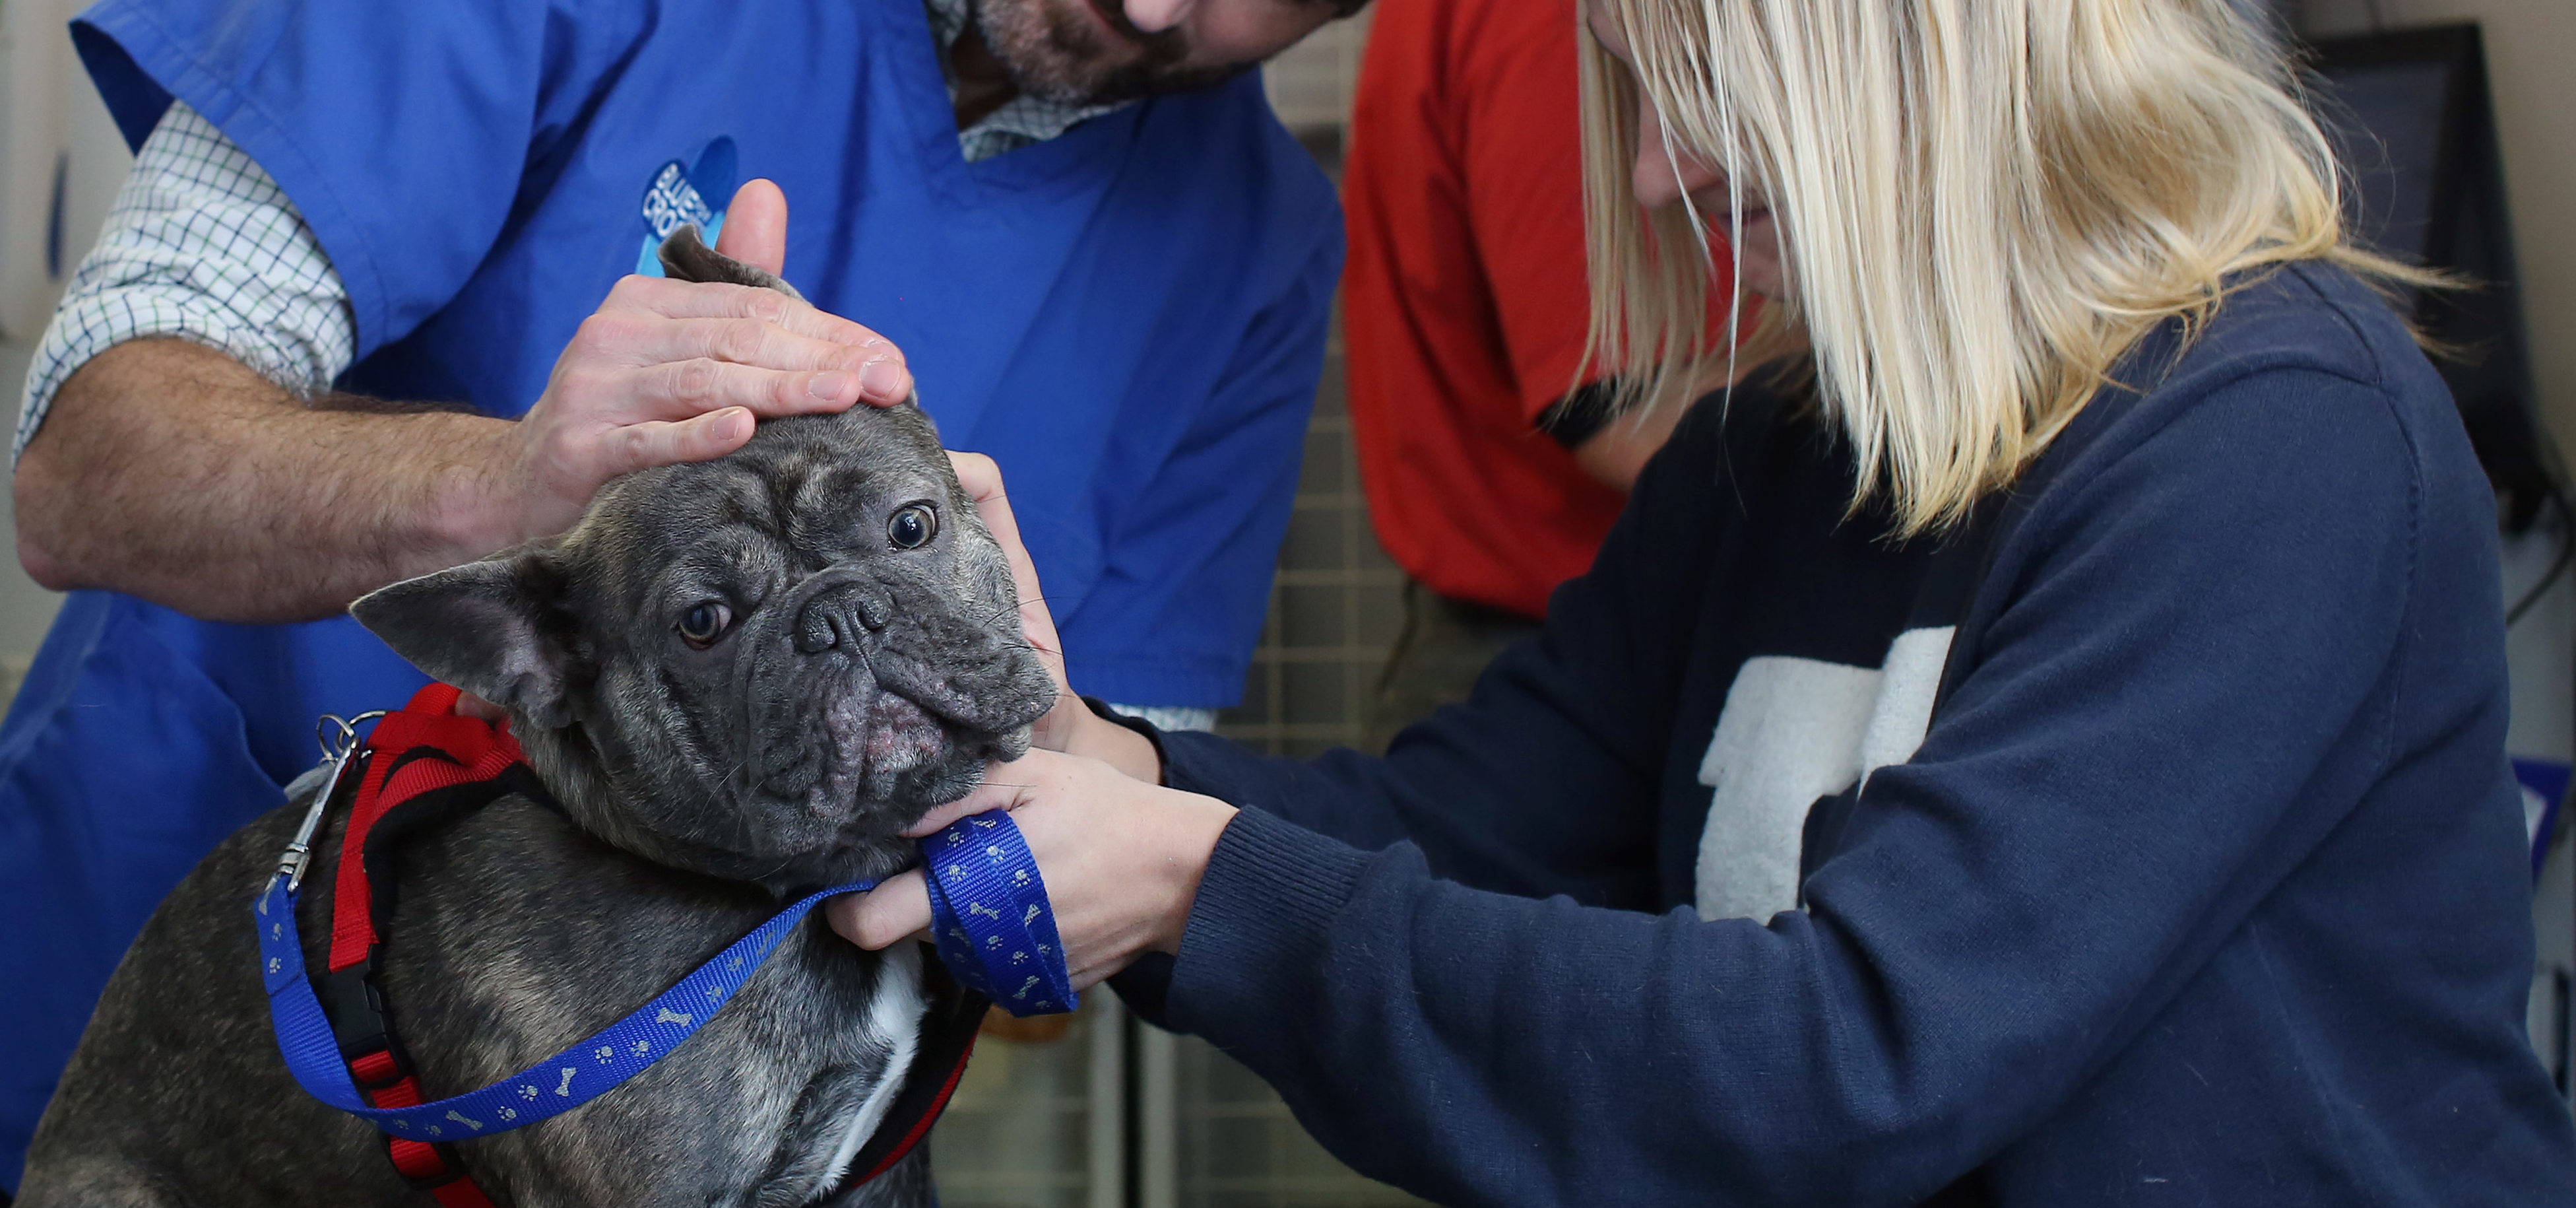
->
<box><xmin>0</xmin><ymin>0</ymin><xmax>133</xmax><ymax>677</ymax></box>
<box><xmin>2303</xmin><ymin>0</ymin><xmax>2576</xmax><ymax>467</ymax></box>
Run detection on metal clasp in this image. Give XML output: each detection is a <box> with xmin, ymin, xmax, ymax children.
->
<box><xmin>275</xmin><ymin>710</ymin><xmax>388</xmax><ymax>892</ymax></box>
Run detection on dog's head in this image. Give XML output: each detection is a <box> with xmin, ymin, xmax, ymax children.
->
<box><xmin>352</xmin><ymin>229</ymin><xmax>1056</xmax><ymax>890</ymax></box>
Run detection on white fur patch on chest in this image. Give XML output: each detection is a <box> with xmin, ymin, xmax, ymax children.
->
<box><xmin>1694</xmin><ymin>626</ymin><xmax>1953</xmax><ymax>922</ymax></box>
<box><xmin>816</xmin><ymin>941</ymin><xmax>930</xmax><ymax>1192</ymax></box>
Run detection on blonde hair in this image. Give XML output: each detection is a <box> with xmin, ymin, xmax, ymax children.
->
<box><xmin>1580</xmin><ymin>0</ymin><xmax>2428</xmax><ymax>535</ymax></box>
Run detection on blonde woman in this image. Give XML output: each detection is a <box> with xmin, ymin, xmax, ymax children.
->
<box><xmin>836</xmin><ymin>0</ymin><xmax>2576</xmax><ymax>1200</ymax></box>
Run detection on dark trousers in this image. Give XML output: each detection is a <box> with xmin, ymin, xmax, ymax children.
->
<box><xmin>1363</xmin><ymin>581</ymin><xmax>1543</xmax><ymax>755</ymax></box>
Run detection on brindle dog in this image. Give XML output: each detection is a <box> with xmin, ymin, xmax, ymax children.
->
<box><xmin>18</xmin><ymin>228</ymin><xmax>1056</xmax><ymax>1208</ymax></box>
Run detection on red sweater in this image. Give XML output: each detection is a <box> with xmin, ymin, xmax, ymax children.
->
<box><xmin>1341</xmin><ymin>0</ymin><xmax>1730</xmax><ymax>619</ymax></box>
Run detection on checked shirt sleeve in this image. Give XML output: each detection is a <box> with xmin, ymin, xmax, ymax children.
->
<box><xmin>15</xmin><ymin>100</ymin><xmax>355</xmax><ymax>463</ymax></box>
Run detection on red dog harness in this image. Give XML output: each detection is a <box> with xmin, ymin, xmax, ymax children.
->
<box><xmin>300</xmin><ymin>683</ymin><xmax>982</xmax><ymax>1205</ymax></box>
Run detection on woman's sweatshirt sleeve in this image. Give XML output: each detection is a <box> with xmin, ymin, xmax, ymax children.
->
<box><xmin>1153</xmin><ymin>392</ymin><xmax>1743</xmax><ymax>908</ymax></box>
<box><xmin>1158</xmin><ymin>366</ymin><xmax>2445</xmax><ymax>1206</ymax></box>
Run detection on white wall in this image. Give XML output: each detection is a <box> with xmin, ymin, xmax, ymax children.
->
<box><xmin>0</xmin><ymin>0</ymin><xmax>135</xmax><ymax>679</ymax></box>
<box><xmin>1260</xmin><ymin>9</ymin><xmax>1370</xmax><ymax>133</ymax></box>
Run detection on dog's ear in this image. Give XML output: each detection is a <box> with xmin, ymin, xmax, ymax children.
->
<box><xmin>352</xmin><ymin>550</ymin><xmax>578</xmax><ymax>729</ymax></box>
<box><xmin>659</xmin><ymin>223</ymin><xmax>805</xmax><ymax>302</ymax></box>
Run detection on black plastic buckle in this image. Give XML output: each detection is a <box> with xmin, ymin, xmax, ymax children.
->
<box><xmin>318</xmin><ymin>959</ymin><xmax>395</xmax><ymax>1066</ymax></box>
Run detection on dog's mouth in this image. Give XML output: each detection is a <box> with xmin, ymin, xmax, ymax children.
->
<box><xmin>692</xmin><ymin>565</ymin><xmax>1053</xmax><ymax>885</ymax></box>
<box><xmin>839</xmin><ymin>677</ymin><xmax>982</xmax><ymax>803</ymax></box>
<box><xmin>744</xmin><ymin>638</ymin><xmax>1038</xmax><ymax>830</ymax></box>
<box><xmin>860</xmin><ymin>691</ymin><xmax>946</xmax><ymax>776</ymax></box>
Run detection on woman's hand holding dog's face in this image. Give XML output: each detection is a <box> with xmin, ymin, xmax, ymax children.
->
<box><xmin>825</xmin><ymin>450</ymin><xmax>1211</xmax><ymax>985</ymax></box>
<box><xmin>826</xmin><ymin>747</ymin><xmax>1237</xmax><ymax>989</ymax></box>
<box><xmin>944</xmin><ymin>450</ymin><xmax>1166</xmax><ymax>784</ymax></box>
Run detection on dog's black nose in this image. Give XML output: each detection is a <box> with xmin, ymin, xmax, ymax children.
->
<box><xmin>794</xmin><ymin>583</ymin><xmax>891</xmax><ymax>653</ymax></box>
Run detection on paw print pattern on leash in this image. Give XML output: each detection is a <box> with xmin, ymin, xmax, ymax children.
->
<box><xmin>924</xmin><ymin>809</ymin><xmax>1074</xmax><ymax>1019</ymax></box>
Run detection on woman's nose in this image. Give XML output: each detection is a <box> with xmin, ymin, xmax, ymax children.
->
<box><xmin>1124</xmin><ymin>0</ymin><xmax>1194</xmax><ymax>34</ymax></box>
<box><xmin>1630</xmin><ymin>100</ymin><xmax>1723</xmax><ymax>209</ymax></box>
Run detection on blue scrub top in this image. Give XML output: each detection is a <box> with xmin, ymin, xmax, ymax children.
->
<box><xmin>0</xmin><ymin>0</ymin><xmax>1340</xmax><ymax>1185</ymax></box>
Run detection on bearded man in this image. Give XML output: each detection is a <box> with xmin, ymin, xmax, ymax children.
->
<box><xmin>0</xmin><ymin>0</ymin><xmax>1361</xmax><ymax>1187</ymax></box>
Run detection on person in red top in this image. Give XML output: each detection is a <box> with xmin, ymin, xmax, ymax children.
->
<box><xmin>1341</xmin><ymin>0</ymin><xmax>1731</xmax><ymax>749</ymax></box>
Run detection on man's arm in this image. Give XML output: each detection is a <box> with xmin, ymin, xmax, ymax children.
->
<box><xmin>18</xmin><ymin>267</ymin><xmax>904</xmax><ymax>623</ymax></box>
<box><xmin>19</xmin><ymin>339</ymin><xmax>508</xmax><ymax>621</ymax></box>
<box><xmin>1539</xmin><ymin>382</ymin><xmax>1689</xmax><ymax>491</ymax></box>
<box><xmin>1450</xmin><ymin>1</ymin><xmax>1715</xmax><ymax>494</ymax></box>
<box><xmin>16</xmin><ymin>184</ymin><xmax>907</xmax><ymax>624</ymax></box>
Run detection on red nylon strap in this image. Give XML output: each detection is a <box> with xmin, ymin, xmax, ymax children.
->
<box><xmin>329</xmin><ymin>683</ymin><xmax>527</xmax><ymax>972</ymax></box>
<box><xmin>364</xmin><ymin>1071</ymin><xmax>425</xmax><ymax>1111</ymax></box>
<box><xmin>382</xmin><ymin>1084</ymin><xmax>500</xmax><ymax>1205</ymax></box>
<box><xmin>387</xmin><ymin>1138</ymin><xmax>451</xmax><ymax>1181</ymax></box>
<box><xmin>349</xmin><ymin>1049</ymin><xmax>403</xmax><ymax>1089</ymax></box>
<box><xmin>317</xmin><ymin>683</ymin><xmax>521</xmax><ymax>1206</ymax></box>
<box><xmin>387</xmin><ymin>1137</ymin><xmax>500</xmax><ymax>1208</ymax></box>
<box><xmin>428</xmin><ymin>1177</ymin><xmax>502</xmax><ymax>1208</ymax></box>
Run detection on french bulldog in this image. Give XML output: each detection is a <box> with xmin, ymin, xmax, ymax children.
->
<box><xmin>17</xmin><ymin>228</ymin><xmax>1058</xmax><ymax>1208</ymax></box>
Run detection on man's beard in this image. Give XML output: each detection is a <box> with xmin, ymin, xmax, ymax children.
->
<box><xmin>972</xmin><ymin>0</ymin><xmax>1252</xmax><ymax>108</ymax></box>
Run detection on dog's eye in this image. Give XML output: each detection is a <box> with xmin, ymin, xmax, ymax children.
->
<box><xmin>888</xmin><ymin>503</ymin><xmax>938</xmax><ymax>550</ymax></box>
<box><xmin>677</xmin><ymin>601</ymin><xmax>734</xmax><ymax>648</ymax></box>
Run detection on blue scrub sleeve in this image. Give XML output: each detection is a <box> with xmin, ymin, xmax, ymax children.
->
<box><xmin>1056</xmin><ymin>219</ymin><xmax>1343</xmax><ymax>709</ymax></box>
<box><xmin>71</xmin><ymin>0</ymin><xmax>647</xmax><ymax>361</ymax></box>
<box><xmin>1155</xmin><ymin>370</ymin><xmax>2471</xmax><ymax>1204</ymax></box>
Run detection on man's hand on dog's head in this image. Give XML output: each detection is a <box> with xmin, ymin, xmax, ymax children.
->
<box><xmin>462</xmin><ymin>180</ymin><xmax>917</xmax><ymax>553</ymax></box>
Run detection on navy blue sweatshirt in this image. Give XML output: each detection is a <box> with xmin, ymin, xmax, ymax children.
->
<box><xmin>1128</xmin><ymin>264</ymin><xmax>2576</xmax><ymax>1205</ymax></box>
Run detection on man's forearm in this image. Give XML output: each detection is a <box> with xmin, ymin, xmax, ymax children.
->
<box><xmin>17</xmin><ymin>199</ymin><xmax>915</xmax><ymax>626</ymax></box>
<box><xmin>15</xmin><ymin>339</ymin><xmax>521</xmax><ymax>623</ymax></box>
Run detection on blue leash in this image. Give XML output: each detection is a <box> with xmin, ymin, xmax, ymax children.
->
<box><xmin>922</xmin><ymin>811</ymin><xmax>1077</xmax><ymax>1015</ymax></box>
<box><xmin>259</xmin><ymin>809</ymin><xmax>1072</xmax><ymax>1141</ymax></box>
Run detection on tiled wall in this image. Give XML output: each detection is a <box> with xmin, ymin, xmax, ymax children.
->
<box><xmin>932</xmin><ymin>1000</ymin><xmax>1120</xmax><ymax>1207</ymax></box>
<box><xmin>1211</xmin><ymin>313</ymin><xmax>1407</xmax><ymax>759</ymax></box>
<box><xmin>1227</xmin><ymin>9</ymin><xmax>1408</xmax><ymax>766</ymax></box>
<box><xmin>1168</xmin><ymin>1038</ymin><xmax>1427</xmax><ymax>1208</ymax></box>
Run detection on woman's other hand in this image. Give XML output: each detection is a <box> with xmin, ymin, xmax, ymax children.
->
<box><xmin>946</xmin><ymin>452</ymin><xmax>1163</xmax><ymax>782</ymax></box>
<box><xmin>825</xmin><ymin>749</ymin><xmax>1237</xmax><ymax>988</ymax></box>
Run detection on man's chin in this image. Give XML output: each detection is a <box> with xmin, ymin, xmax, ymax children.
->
<box><xmin>1068</xmin><ymin>59</ymin><xmax>1253</xmax><ymax>108</ymax></box>
<box><xmin>975</xmin><ymin>0</ymin><xmax>1244</xmax><ymax>108</ymax></box>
